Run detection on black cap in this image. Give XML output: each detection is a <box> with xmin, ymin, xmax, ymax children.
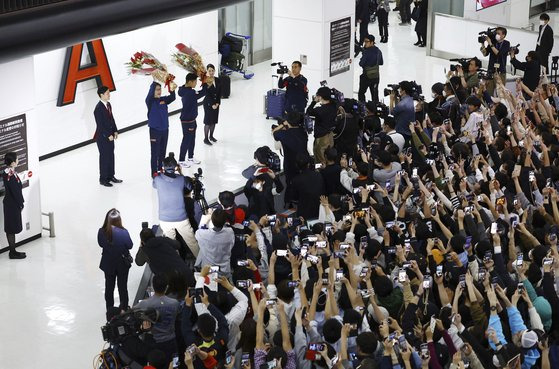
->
<box><xmin>365</xmin><ymin>34</ymin><xmax>375</xmax><ymax>43</ymax></box>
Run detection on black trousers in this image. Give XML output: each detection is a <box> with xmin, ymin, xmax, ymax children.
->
<box><xmin>97</xmin><ymin>138</ymin><xmax>115</xmax><ymax>182</ymax></box>
<box><xmin>149</xmin><ymin>128</ymin><xmax>168</xmax><ymax>175</ymax></box>
<box><xmin>359</xmin><ymin>20</ymin><xmax>369</xmax><ymax>44</ymax></box>
<box><xmin>179</xmin><ymin>121</ymin><xmax>197</xmax><ymax>161</ymax></box>
<box><xmin>400</xmin><ymin>0</ymin><xmax>411</xmax><ymax>23</ymax></box>
<box><xmin>358</xmin><ymin>74</ymin><xmax>380</xmax><ymax>102</ymax></box>
<box><xmin>104</xmin><ymin>268</ymin><xmax>129</xmax><ymax>310</ymax></box>
<box><xmin>378</xmin><ymin>9</ymin><xmax>389</xmax><ymax>38</ymax></box>
<box><xmin>540</xmin><ymin>52</ymin><xmax>550</xmax><ymax>74</ymax></box>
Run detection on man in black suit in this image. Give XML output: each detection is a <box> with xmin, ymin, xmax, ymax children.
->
<box><xmin>510</xmin><ymin>50</ymin><xmax>541</xmax><ymax>94</ymax></box>
<box><xmin>356</xmin><ymin>0</ymin><xmax>370</xmax><ymax>44</ymax></box>
<box><xmin>536</xmin><ymin>13</ymin><xmax>554</xmax><ymax>74</ymax></box>
<box><xmin>94</xmin><ymin>86</ymin><xmax>122</xmax><ymax>187</ymax></box>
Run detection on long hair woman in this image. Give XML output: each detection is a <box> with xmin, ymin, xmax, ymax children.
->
<box><xmin>203</xmin><ymin>63</ymin><xmax>222</xmax><ymax>145</ymax></box>
<box><xmin>98</xmin><ymin>208</ymin><xmax>133</xmax><ymax>311</ymax></box>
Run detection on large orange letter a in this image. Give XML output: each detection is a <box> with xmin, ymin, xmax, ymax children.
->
<box><xmin>57</xmin><ymin>39</ymin><xmax>116</xmax><ymax>106</ymax></box>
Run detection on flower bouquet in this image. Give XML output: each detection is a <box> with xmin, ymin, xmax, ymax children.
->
<box><xmin>172</xmin><ymin>43</ymin><xmax>209</xmax><ymax>83</ymax></box>
<box><xmin>126</xmin><ymin>51</ymin><xmax>176</xmax><ymax>91</ymax></box>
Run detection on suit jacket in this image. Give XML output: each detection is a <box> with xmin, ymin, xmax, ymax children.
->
<box><xmin>537</xmin><ymin>24</ymin><xmax>554</xmax><ymax>55</ymax></box>
<box><xmin>94</xmin><ymin>101</ymin><xmax>118</xmax><ymax>140</ymax></box>
<box><xmin>98</xmin><ymin>226</ymin><xmax>133</xmax><ymax>273</ymax></box>
<box><xmin>510</xmin><ymin>57</ymin><xmax>540</xmax><ymax>92</ymax></box>
<box><xmin>356</xmin><ymin>0</ymin><xmax>370</xmax><ymax>22</ymax></box>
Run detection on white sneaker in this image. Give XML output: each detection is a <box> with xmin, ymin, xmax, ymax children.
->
<box><xmin>178</xmin><ymin>160</ymin><xmax>191</xmax><ymax>168</ymax></box>
<box><xmin>188</xmin><ymin>158</ymin><xmax>201</xmax><ymax>165</ymax></box>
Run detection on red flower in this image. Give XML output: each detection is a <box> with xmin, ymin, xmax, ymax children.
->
<box><xmin>134</xmin><ymin>52</ymin><xmax>142</xmax><ymax>59</ymax></box>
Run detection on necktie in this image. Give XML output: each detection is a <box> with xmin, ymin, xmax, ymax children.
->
<box><xmin>107</xmin><ymin>102</ymin><xmax>112</xmax><ymax>116</ymax></box>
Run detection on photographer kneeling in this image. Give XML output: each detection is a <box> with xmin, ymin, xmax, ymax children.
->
<box><xmin>389</xmin><ymin>81</ymin><xmax>416</xmax><ymax>138</ymax></box>
<box><xmin>510</xmin><ymin>49</ymin><xmax>540</xmax><ymax>95</ymax></box>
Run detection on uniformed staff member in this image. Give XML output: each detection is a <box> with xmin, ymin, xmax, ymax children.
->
<box><xmin>2</xmin><ymin>152</ymin><xmax>26</xmax><ymax>259</ymax></box>
<box><xmin>278</xmin><ymin>61</ymin><xmax>309</xmax><ymax>115</ymax></box>
<box><xmin>94</xmin><ymin>86</ymin><xmax>122</xmax><ymax>187</ymax></box>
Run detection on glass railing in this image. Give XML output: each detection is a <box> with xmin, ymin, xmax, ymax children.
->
<box><xmin>530</xmin><ymin>0</ymin><xmax>559</xmax><ymax>18</ymax></box>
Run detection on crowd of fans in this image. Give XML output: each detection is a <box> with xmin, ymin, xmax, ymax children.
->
<box><xmin>101</xmin><ymin>18</ymin><xmax>559</xmax><ymax>369</ymax></box>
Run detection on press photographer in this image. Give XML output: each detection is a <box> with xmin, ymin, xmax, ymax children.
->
<box><xmin>276</xmin><ymin>61</ymin><xmax>309</xmax><ymax>114</ymax></box>
<box><xmin>306</xmin><ymin>86</ymin><xmax>338</xmax><ymax>163</ymax></box>
<box><xmin>388</xmin><ymin>81</ymin><xmax>420</xmax><ymax>137</ymax></box>
<box><xmin>271</xmin><ymin>111</ymin><xmax>309</xmax><ymax>204</ymax></box>
<box><xmin>510</xmin><ymin>49</ymin><xmax>541</xmax><ymax>94</ymax></box>
<box><xmin>448</xmin><ymin>57</ymin><xmax>481</xmax><ymax>93</ymax></box>
<box><xmin>479</xmin><ymin>26</ymin><xmax>510</xmax><ymax>94</ymax></box>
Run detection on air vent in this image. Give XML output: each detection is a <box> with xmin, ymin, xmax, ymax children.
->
<box><xmin>1</xmin><ymin>0</ymin><xmax>67</xmax><ymax>14</ymax></box>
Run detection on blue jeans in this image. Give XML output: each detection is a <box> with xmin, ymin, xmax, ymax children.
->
<box><xmin>180</xmin><ymin>121</ymin><xmax>197</xmax><ymax>161</ymax></box>
<box><xmin>150</xmin><ymin>128</ymin><xmax>168</xmax><ymax>175</ymax></box>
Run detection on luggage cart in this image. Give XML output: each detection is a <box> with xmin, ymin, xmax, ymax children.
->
<box><xmin>219</xmin><ymin>32</ymin><xmax>254</xmax><ymax>79</ymax></box>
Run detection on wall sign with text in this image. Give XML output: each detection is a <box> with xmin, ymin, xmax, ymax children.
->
<box><xmin>0</xmin><ymin>114</ymin><xmax>29</xmax><ymax>195</ymax></box>
<box><xmin>329</xmin><ymin>17</ymin><xmax>352</xmax><ymax>77</ymax></box>
<box><xmin>57</xmin><ymin>39</ymin><xmax>116</xmax><ymax>106</ymax></box>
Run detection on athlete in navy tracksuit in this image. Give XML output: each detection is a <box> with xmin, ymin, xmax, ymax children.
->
<box><xmin>178</xmin><ymin>73</ymin><xmax>207</xmax><ymax>165</ymax></box>
<box><xmin>146</xmin><ymin>81</ymin><xmax>176</xmax><ymax>176</ymax></box>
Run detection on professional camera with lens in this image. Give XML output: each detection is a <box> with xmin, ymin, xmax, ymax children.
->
<box><xmin>383</xmin><ymin>84</ymin><xmax>401</xmax><ymax>97</ymax></box>
<box><xmin>319</xmin><ymin>80</ymin><xmax>345</xmax><ymax>105</ymax></box>
<box><xmin>509</xmin><ymin>44</ymin><xmax>520</xmax><ymax>55</ymax></box>
<box><xmin>478</xmin><ymin>27</ymin><xmax>497</xmax><ymax>44</ymax></box>
<box><xmin>271</xmin><ymin>61</ymin><xmax>289</xmax><ymax>75</ymax></box>
<box><xmin>101</xmin><ymin>308</ymin><xmax>158</xmax><ymax>344</ymax></box>
<box><xmin>477</xmin><ymin>68</ymin><xmax>494</xmax><ymax>80</ymax></box>
<box><xmin>449</xmin><ymin>58</ymin><xmax>472</xmax><ymax>72</ymax></box>
<box><xmin>367</xmin><ymin>101</ymin><xmax>390</xmax><ymax>118</ymax></box>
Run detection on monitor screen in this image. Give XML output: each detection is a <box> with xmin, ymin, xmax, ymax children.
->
<box><xmin>476</xmin><ymin>0</ymin><xmax>507</xmax><ymax>11</ymax></box>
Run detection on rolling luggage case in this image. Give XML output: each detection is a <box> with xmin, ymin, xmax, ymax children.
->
<box><xmin>264</xmin><ymin>89</ymin><xmax>285</xmax><ymax>119</ymax></box>
<box><xmin>221</xmin><ymin>74</ymin><xmax>231</xmax><ymax>98</ymax></box>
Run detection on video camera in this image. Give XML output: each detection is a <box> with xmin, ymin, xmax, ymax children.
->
<box><xmin>271</xmin><ymin>62</ymin><xmax>289</xmax><ymax>75</ymax></box>
<box><xmin>319</xmin><ymin>80</ymin><xmax>345</xmax><ymax>105</ymax></box>
<box><xmin>191</xmin><ymin>168</ymin><xmax>209</xmax><ymax>214</ymax></box>
<box><xmin>101</xmin><ymin>308</ymin><xmax>158</xmax><ymax>344</ymax></box>
<box><xmin>449</xmin><ymin>58</ymin><xmax>473</xmax><ymax>72</ymax></box>
<box><xmin>366</xmin><ymin>101</ymin><xmax>389</xmax><ymax>118</ymax></box>
<box><xmin>384</xmin><ymin>81</ymin><xmax>423</xmax><ymax>101</ymax></box>
<box><xmin>478</xmin><ymin>27</ymin><xmax>498</xmax><ymax>44</ymax></box>
<box><xmin>510</xmin><ymin>44</ymin><xmax>520</xmax><ymax>55</ymax></box>
<box><xmin>477</xmin><ymin>68</ymin><xmax>494</xmax><ymax>80</ymax></box>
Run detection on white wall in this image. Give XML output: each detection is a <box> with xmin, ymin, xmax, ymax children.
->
<box><xmin>463</xmin><ymin>0</ymin><xmax>531</xmax><ymax>29</ymax></box>
<box><xmin>272</xmin><ymin>0</ymin><xmax>355</xmax><ymax>97</ymax></box>
<box><xmin>432</xmin><ymin>13</ymin><xmax>559</xmax><ymax>65</ymax></box>
<box><xmin>33</xmin><ymin>11</ymin><xmax>219</xmax><ymax>156</ymax></box>
<box><xmin>0</xmin><ymin>57</ymin><xmax>42</xmax><ymax>247</ymax></box>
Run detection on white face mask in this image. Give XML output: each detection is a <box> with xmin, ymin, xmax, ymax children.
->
<box><xmin>495</xmin><ymin>34</ymin><xmax>502</xmax><ymax>41</ymax></box>
<box><xmin>431</xmin><ymin>92</ymin><xmax>437</xmax><ymax>98</ymax></box>
<box><xmin>253</xmin><ymin>182</ymin><xmax>263</xmax><ymax>191</ymax></box>
<box><xmin>541</xmin><ymin>20</ymin><xmax>546</xmax><ymax>26</ymax></box>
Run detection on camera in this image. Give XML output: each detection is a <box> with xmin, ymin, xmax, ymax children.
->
<box><xmin>449</xmin><ymin>58</ymin><xmax>472</xmax><ymax>72</ymax></box>
<box><xmin>477</xmin><ymin>69</ymin><xmax>494</xmax><ymax>80</ymax></box>
<box><xmin>319</xmin><ymin>80</ymin><xmax>345</xmax><ymax>104</ymax></box>
<box><xmin>271</xmin><ymin>61</ymin><xmax>289</xmax><ymax>75</ymax></box>
<box><xmin>367</xmin><ymin>101</ymin><xmax>389</xmax><ymax>118</ymax></box>
<box><xmin>101</xmin><ymin>308</ymin><xmax>159</xmax><ymax>344</ymax></box>
<box><xmin>383</xmin><ymin>83</ymin><xmax>401</xmax><ymax>97</ymax></box>
<box><xmin>510</xmin><ymin>44</ymin><xmax>520</xmax><ymax>55</ymax></box>
<box><xmin>190</xmin><ymin>168</ymin><xmax>209</xmax><ymax>214</ymax></box>
<box><xmin>478</xmin><ymin>27</ymin><xmax>497</xmax><ymax>44</ymax></box>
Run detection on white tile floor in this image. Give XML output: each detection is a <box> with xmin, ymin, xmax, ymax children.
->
<box><xmin>0</xmin><ymin>11</ymin><xmax>455</xmax><ymax>369</ymax></box>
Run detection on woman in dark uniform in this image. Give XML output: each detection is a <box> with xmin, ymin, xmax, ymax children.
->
<box><xmin>203</xmin><ymin>63</ymin><xmax>222</xmax><ymax>145</ymax></box>
<box><xmin>98</xmin><ymin>208</ymin><xmax>133</xmax><ymax>311</ymax></box>
<box><xmin>413</xmin><ymin>0</ymin><xmax>428</xmax><ymax>47</ymax></box>
<box><xmin>2</xmin><ymin>152</ymin><xmax>26</xmax><ymax>259</ymax></box>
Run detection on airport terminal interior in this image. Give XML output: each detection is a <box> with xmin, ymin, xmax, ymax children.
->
<box><xmin>2</xmin><ymin>0</ymin><xmax>559</xmax><ymax>368</ymax></box>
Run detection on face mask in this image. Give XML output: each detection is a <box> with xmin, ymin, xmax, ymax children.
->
<box><xmin>495</xmin><ymin>34</ymin><xmax>502</xmax><ymax>41</ymax></box>
<box><xmin>431</xmin><ymin>92</ymin><xmax>436</xmax><ymax>98</ymax></box>
<box><xmin>541</xmin><ymin>20</ymin><xmax>546</xmax><ymax>26</ymax></box>
<box><xmin>253</xmin><ymin>182</ymin><xmax>263</xmax><ymax>191</ymax></box>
